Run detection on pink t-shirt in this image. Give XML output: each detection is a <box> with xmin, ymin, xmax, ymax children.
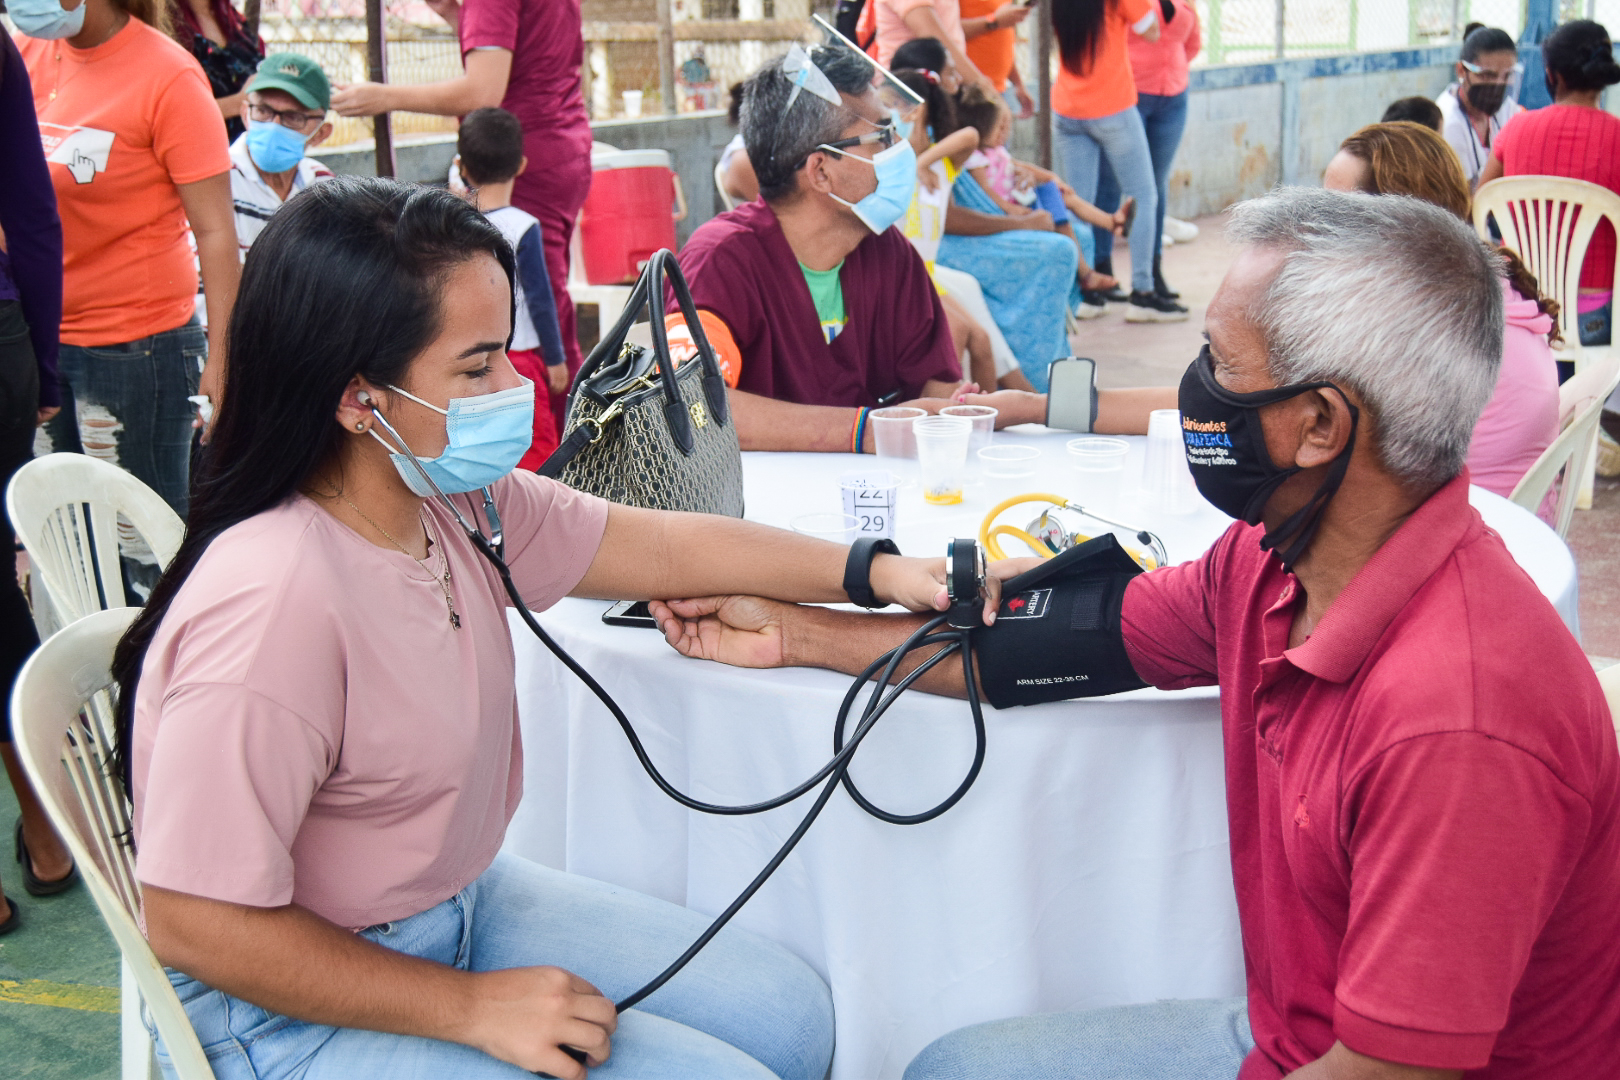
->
<box><xmin>875</xmin><ymin>0</ymin><xmax>966</xmax><ymax>70</ymax></box>
<box><xmin>1466</xmin><ymin>279</ymin><xmax>1560</xmax><ymax>521</ymax></box>
<box><xmin>132</xmin><ymin>473</ymin><xmax>609</xmax><ymax>929</ymax></box>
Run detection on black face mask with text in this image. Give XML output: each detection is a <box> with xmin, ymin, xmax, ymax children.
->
<box><xmin>1177</xmin><ymin>346</ymin><xmax>1360</xmax><ymax>570</ymax></box>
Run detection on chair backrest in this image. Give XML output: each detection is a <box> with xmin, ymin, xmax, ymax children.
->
<box><xmin>12</xmin><ymin>607</ymin><xmax>215</xmax><ymax>1080</ymax></box>
<box><xmin>7</xmin><ymin>454</ymin><xmax>184</xmax><ymax>624</ymax></box>
<box><xmin>1473</xmin><ymin>176</ymin><xmax>1620</xmax><ymax>351</ymax></box>
<box><xmin>1509</xmin><ymin>358</ymin><xmax>1620</xmax><ymax>537</ymax></box>
<box><xmin>714</xmin><ymin>158</ymin><xmax>738</xmax><ymax>212</ymax></box>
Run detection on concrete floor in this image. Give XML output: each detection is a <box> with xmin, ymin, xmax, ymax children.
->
<box><xmin>2</xmin><ymin>212</ymin><xmax>1615</xmax><ymax>1080</ymax></box>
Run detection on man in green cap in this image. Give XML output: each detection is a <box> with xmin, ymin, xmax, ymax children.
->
<box><xmin>231</xmin><ymin>51</ymin><xmax>336</xmax><ymax>258</ymax></box>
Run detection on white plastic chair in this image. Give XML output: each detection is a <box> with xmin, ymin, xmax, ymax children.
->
<box><xmin>715</xmin><ymin>157</ymin><xmax>739</xmax><ymax>212</ymax></box>
<box><xmin>1509</xmin><ymin>358</ymin><xmax>1620</xmax><ymax>538</ymax></box>
<box><xmin>1599</xmin><ymin>662</ymin><xmax>1620</xmax><ymax>748</ymax></box>
<box><xmin>7</xmin><ymin>453</ymin><xmax>184</xmax><ymax>630</ymax></box>
<box><xmin>1474</xmin><ymin>176</ymin><xmax>1620</xmax><ymax>507</ymax></box>
<box><xmin>12</xmin><ymin>607</ymin><xmax>216</xmax><ymax>1080</ymax></box>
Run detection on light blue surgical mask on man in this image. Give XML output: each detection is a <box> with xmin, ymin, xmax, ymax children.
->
<box><xmin>10</xmin><ymin>0</ymin><xmax>86</xmax><ymax>40</ymax></box>
<box><xmin>369</xmin><ymin>379</ymin><xmax>536</xmax><ymax>497</ymax></box>
<box><xmin>245</xmin><ymin>119</ymin><xmax>312</xmax><ymax>174</ymax></box>
<box><xmin>821</xmin><ymin>138</ymin><xmax>918</xmax><ymax>234</ymax></box>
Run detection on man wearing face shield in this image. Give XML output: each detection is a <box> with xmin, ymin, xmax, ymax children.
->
<box><xmin>1436</xmin><ymin>26</ymin><xmax>1523</xmax><ymax>188</ymax></box>
<box><xmin>674</xmin><ymin>43</ymin><xmax>970</xmax><ymax>453</ymax></box>
<box><xmin>653</xmin><ymin>189</ymin><xmax>1620</xmax><ymax>1080</ymax></box>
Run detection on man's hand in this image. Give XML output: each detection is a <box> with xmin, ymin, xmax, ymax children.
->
<box><xmin>332</xmin><ymin>82</ymin><xmax>393</xmax><ymax>117</ymax></box>
<box><xmin>36</xmin><ymin>406</ymin><xmax>60</xmax><ymax>427</ymax></box>
<box><xmin>546</xmin><ymin>362</ymin><xmax>570</xmax><ymax>397</ymax></box>
<box><xmin>195</xmin><ymin>359</ymin><xmax>224</xmax><ymax>439</ymax></box>
<box><xmin>991</xmin><ymin>2</ymin><xmax>1032</xmax><ymax>28</ymax></box>
<box><xmin>462</xmin><ymin>966</ymin><xmax>616</xmax><ymax>1080</ymax></box>
<box><xmin>651</xmin><ymin>595</ymin><xmax>792</xmax><ymax>668</ymax></box>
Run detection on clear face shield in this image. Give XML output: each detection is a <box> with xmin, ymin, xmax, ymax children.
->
<box><xmin>787</xmin><ymin>16</ymin><xmax>924</xmax><ymax>138</ymax></box>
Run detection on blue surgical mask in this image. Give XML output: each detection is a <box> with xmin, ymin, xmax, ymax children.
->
<box><xmin>10</xmin><ymin>0</ymin><xmax>86</xmax><ymax>40</ymax></box>
<box><xmin>822</xmin><ymin>138</ymin><xmax>918</xmax><ymax>234</ymax></box>
<box><xmin>889</xmin><ymin>106</ymin><xmax>916</xmax><ymax>141</ymax></box>
<box><xmin>371</xmin><ymin>380</ymin><xmax>536</xmax><ymax>497</ymax></box>
<box><xmin>245</xmin><ymin>119</ymin><xmax>312</xmax><ymax>174</ymax></box>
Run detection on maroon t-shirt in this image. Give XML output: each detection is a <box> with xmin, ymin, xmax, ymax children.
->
<box><xmin>1493</xmin><ymin>103</ymin><xmax>1620</xmax><ymax>292</ymax></box>
<box><xmin>676</xmin><ymin>200</ymin><xmax>961</xmax><ymax>407</ymax></box>
<box><xmin>459</xmin><ymin>0</ymin><xmax>592</xmax><ymax>211</ymax></box>
<box><xmin>1122</xmin><ymin>473</ymin><xmax>1620</xmax><ymax>1077</ymax></box>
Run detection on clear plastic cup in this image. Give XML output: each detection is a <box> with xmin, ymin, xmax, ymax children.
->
<box><xmin>1067</xmin><ymin>437</ymin><xmax>1130</xmax><ymax>512</ymax></box>
<box><xmin>791</xmin><ymin>513</ymin><xmax>859</xmax><ymax>543</ymax></box>
<box><xmin>940</xmin><ymin>405</ymin><xmax>997</xmax><ymax>478</ymax></box>
<box><xmin>871</xmin><ymin>406</ymin><xmax>927</xmax><ymax>460</ymax></box>
<box><xmin>977</xmin><ymin>444</ymin><xmax>1040</xmax><ymax>478</ymax></box>
<box><xmin>622</xmin><ymin>90</ymin><xmax>644</xmax><ymax>118</ymax></box>
<box><xmin>839</xmin><ymin>470</ymin><xmax>898</xmax><ymax>539</ymax></box>
<box><xmin>913</xmin><ymin>415</ymin><xmax>974</xmax><ymax>505</ymax></box>
<box><xmin>1140</xmin><ymin>409</ymin><xmax>1198</xmax><ymax>514</ymax></box>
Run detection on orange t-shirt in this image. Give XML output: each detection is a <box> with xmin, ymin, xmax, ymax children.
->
<box><xmin>20</xmin><ymin>19</ymin><xmax>229</xmax><ymax>347</ymax></box>
<box><xmin>1051</xmin><ymin>0</ymin><xmax>1156</xmax><ymax>121</ymax></box>
<box><xmin>961</xmin><ymin>0</ymin><xmax>1016</xmax><ymax>92</ymax></box>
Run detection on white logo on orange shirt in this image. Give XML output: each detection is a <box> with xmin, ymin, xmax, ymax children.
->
<box><xmin>40</xmin><ymin>123</ymin><xmax>114</xmax><ymax>185</ymax></box>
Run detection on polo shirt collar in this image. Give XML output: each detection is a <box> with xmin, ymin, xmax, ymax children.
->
<box><xmin>1283</xmin><ymin>471</ymin><xmax>1480</xmax><ymax>683</ymax></box>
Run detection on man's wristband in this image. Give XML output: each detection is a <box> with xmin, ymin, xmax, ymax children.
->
<box><xmin>843</xmin><ymin>537</ymin><xmax>901</xmax><ymax>609</ymax></box>
<box><xmin>851</xmin><ymin>406</ymin><xmax>872</xmax><ymax>454</ymax></box>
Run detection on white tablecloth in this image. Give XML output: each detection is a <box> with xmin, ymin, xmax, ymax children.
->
<box><xmin>502</xmin><ymin>429</ymin><xmax>1578</xmax><ymax>1080</ymax></box>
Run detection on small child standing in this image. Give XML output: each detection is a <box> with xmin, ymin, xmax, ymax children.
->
<box><xmin>456</xmin><ymin>107</ymin><xmax>570</xmax><ymax>467</ymax></box>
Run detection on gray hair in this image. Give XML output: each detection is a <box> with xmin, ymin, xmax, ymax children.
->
<box><xmin>1226</xmin><ymin>187</ymin><xmax>1504</xmax><ymax>487</ymax></box>
<box><xmin>741</xmin><ymin>44</ymin><xmax>875</xmax><ymax>202</ymax></box>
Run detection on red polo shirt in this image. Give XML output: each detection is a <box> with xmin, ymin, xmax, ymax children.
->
<box><xmin>1121</xmin><ymin>472</ymin><xmax>1620</xmax><ymax>1077</ymax></box>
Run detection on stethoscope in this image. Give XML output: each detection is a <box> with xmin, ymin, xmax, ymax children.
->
<box><xmin>979</xmin><ymin>492</ymin><xmax>1169</xmax><ymax>570</ymax></box>
<box><xmin>358</xmin><ymin>390</ymin><xmax>993</xmax><ymax>1047</ymax></box>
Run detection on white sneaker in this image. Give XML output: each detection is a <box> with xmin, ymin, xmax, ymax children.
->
<box><xmin>1073</xmin><ymin>299</ymin><xmax>1109</xmax><ymax>320</ymax></box>
<box><xmin>1161</xmin><ymin>233</ymin><xmax>1174</xmax><ymax>248</ymax></box>
<box><xmin>1164</xmin><ymin>217</ymin><xmax>1199</xmax><ymax>243</ymax></box>
<box><xmin>1124</xmin><ymin>291</ymin><xmax>1190</xmax><ymax>323</ymax></box>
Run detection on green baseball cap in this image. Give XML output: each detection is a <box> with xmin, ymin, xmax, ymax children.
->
<box><xmin>250</xmin><ymin>52</ymin><xmax>331</xmax><ymax>113</ymax></box>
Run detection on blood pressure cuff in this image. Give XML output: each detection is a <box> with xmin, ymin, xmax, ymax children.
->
<box><xmin>973</xmin><ymin>534</ymin><xmax>1149</xmax><ymax>708</ymax></box>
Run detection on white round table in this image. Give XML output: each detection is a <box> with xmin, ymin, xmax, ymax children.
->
<box><xmin>502</xmin><ymin>428</ymin><xmax>1578</xmax><ymax>1080</ymax></box>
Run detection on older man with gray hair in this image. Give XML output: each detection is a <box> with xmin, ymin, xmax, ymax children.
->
<box><xmin>652</xmin><ymin>188</ymin><xmax>1620</xmax><ymax>1079</ymax></box>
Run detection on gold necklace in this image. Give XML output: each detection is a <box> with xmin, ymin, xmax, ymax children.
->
<box><xmin>342</xmin><ymin>497</ymin><xmax>461</xmax><ymax>630</ymax></box>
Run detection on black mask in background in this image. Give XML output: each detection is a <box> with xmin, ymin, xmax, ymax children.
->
<box><xmin>1463</xmin><ymin>80</ymin><xmax>1508</xmax><ymax>116</ymax></box>
<box><xmin>1177</xmin><ymin>347</ymin><xmax>1360</xmax><ymax>570</ymax></box>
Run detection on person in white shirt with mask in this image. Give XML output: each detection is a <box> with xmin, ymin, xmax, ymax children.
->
<box><xmin>1437</xmin><ymin>26</ymin><xmax>1524</xmax><ymax>189</ymax></box>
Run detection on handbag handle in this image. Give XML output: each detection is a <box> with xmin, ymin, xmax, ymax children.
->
<box><xmin>562</xmin><ymin>249</ymin><xmax>729</xmax><ymax>457</ymax></box>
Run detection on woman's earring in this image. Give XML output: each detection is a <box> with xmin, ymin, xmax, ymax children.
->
<box><xmin>355</xmin><ymin>422</ymin><xmax>366</xmax><ymax>432</ymax></box>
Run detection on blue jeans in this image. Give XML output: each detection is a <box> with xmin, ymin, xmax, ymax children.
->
<box><xmin>42</xmin><ymin>317</ymin><xmax>203</xmax><ymax>519</ymax></box>
<box><xmin>1093</xmin><ymin>91</ymin><xmax>1190</xmax><ymax>279</ymax></box>
<box><xmin>1054</xmin><ymin>107</ymin><xmax>1159</xmax><ymax>294</ymax></box>
<box><xmin>1579</xmin><ymin>299</ymin><xmax>1611</xmax><ymax>348</ymax></box>
<box><xmin>904</xmin><ymin>998</ymin><xmax>1254</xmax><ymax>1080</ymax></box>
<box><xmin>151</xmin><ymin>854</ymin><xmax>835</xmax><ymax>1080</ymax></box>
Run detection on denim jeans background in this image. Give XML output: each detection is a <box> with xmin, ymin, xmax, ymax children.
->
<box><xmin>43</xmin><ymin>316</ymin><xmax>203</xmax><ymax>519</ymax></box>
<box><xmin>1579</xmin><ymin>300</ymin><xmax>1611</xmax><ymax>348</ymax></box>
<box><xmin>1054</xmin><ymin>107</ymin><xmax>1160</xmax><ymax>294</ymax></box>
<box><xmin>903</xmin><ymin>998</ymin><xmax>1254</xmax><ymax>1080</ymax></box>
<box><xmin>1093</xmin><ymin>91</ymin><xmax>1191</xmax><ymax>278</ymax></box>
<box><xmin>150</xmin><ymin>853</ymin><xmax>835</xmax><ymax>1080</ymax></box>
<box><xmin>0</xmin><ymin>301</ymin><xmax>41</xmax><ymax>741</ymax></box>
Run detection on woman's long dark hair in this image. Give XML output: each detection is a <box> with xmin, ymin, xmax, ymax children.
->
<box><xmin>110</xmin><ymin>177</ymin><xmax>514</xmax><ymax>789</ymax></box>
<box><xmin>1053</xmin><ymin>0</ymin><xmax>1109</xmax><ymax>77</ymax></box>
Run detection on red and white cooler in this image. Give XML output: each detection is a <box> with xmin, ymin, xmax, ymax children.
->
<box><xmin>577</xmin><ymin>146</ymin><xmax>688</xmax><ymax>285</ymax></box>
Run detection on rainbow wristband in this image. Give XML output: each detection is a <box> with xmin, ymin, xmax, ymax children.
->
<box><xmin>851</xmin><ymin>407</ymin><xmax>872</xmax><ymax>454</ymax></box>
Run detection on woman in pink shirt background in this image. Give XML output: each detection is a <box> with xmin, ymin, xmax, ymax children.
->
<box><xmin>114</xmin><ymin>178</ymin><xmax>964</xmax><ymax>1080</ymax></box>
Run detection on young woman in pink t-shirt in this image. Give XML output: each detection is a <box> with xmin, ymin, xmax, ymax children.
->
<box><xmin>117</xmin><ymin>178</ymin><xmax>965</xmax><ymax>1080</ymax></box>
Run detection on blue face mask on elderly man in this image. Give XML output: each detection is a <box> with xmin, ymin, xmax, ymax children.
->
<box><xmin>820</xmin><ymin>136</ymin><xmax>918</xmax><ymax>235</ymax></box>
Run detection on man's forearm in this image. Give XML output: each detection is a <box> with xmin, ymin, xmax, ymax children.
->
<box><xmin>783</xmin><ymin>606</ymin><xmax>977</xmax><ymax>698</ymax></box>
<box><xmin>144</xmin><ymin>886</ymin><xmax>476</xmax><ymax>1043</ymax></box>
<box><xmin>1284</xmin><ymin>1041</ymin><xmax>1462</xmax><ymax>1080</ymax></box>
<box><xmin>729</xmin><ymin>387</ymin><xmax>866</xmax><ymax>452</ymax></box>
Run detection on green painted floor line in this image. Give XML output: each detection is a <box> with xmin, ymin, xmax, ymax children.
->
<box><xmin>0</xmin><ymin>977</ymin><xmax>120</xmax><ymax>1013</ymax></box>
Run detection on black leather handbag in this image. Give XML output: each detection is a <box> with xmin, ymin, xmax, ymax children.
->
<box><xmin>538</xmin><ymin>249</ymin><xmax>744</xmax><ymax>517</ymax></box>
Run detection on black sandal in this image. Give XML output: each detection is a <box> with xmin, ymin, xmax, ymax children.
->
<box><xmin>15</xmin><ymin>821</ymin><xmax>78</xmax><ymax>897</ymax></box>
<box><xmin>0</xmin><ymin>895</ymin><xmax>20</xmax><ymax>936</ymax></box>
